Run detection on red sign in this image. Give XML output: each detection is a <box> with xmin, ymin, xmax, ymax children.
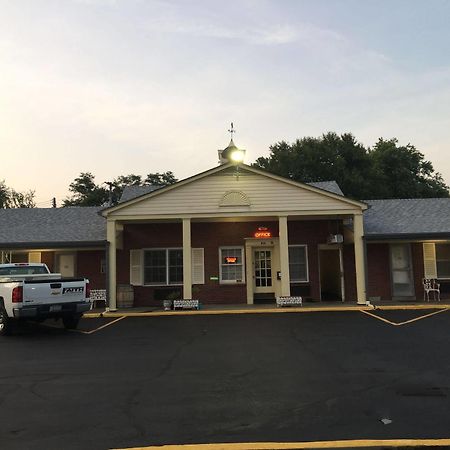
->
<box><xmin>224</xmin><ymin>256</ymin><xmax>238</xmax><ymax>264</ymax></box>
<box><xmin>254</xmin><ymin>227</ymin><xmax>272</xmax><ymax>239</ymax></box>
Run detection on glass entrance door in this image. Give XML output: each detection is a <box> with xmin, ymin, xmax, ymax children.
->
<box><xmin>253</xmin><ymin>249</ymin><xmax>273</xmax><ymax>292</ymax></box>
<box><xmin>390</xmin><ymin>244</ymin><xmax>415</xmax><ymax>297</ymax></box>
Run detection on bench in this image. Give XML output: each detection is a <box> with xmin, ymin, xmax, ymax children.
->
<box><xmin>173</xmin><ymin>299</ymin><xmax>200</xmax><ymax>310</ymax></box>
<box><xmin>276</xmin><ymin>296</ymin><xmax>303</xmax><ymax>307</ymax></box>
<box><xmin>90</xmin><ymin>289</ymin><xmax>107</xmax><ymax>308</ymax></box>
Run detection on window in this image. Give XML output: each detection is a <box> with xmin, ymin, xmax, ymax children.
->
<box><xmin>220</xmin><ymin>247</ymin><xmax>244</xmax><ymax>283</ymax></box>
<box><xmin>436</xmin><ymin>244</ymin><xmax>450</xmax><ymax>278</ymax></box>
<box><xmin>289</xmin><ymin>245</ymin><xmax>308</xmax><ymax>282</ymax></box>
<box><xmin>143</xmin><ymin>249</ymin><xmax>183</xmax><ymax>285</ymax></box>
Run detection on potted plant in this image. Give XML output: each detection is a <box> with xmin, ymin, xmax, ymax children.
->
<box><xmin>164</xmin><ymin>289</ymin><xmax>181</xmax><ymax>311</ymax></box>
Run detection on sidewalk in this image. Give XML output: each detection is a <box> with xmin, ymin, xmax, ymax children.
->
<box><xmin>85</xmin><ymin>301</ymin><xmax>450</xmax><ymax>318</ymax></box>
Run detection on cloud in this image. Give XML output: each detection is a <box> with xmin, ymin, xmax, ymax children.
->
<box><xmin>144</xmin><ymin>14</ymin><xmax>345</xmax><ymax>47</ymax></box>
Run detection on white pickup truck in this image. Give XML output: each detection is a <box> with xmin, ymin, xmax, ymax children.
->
<box><xmin>0</xmin><ymin>263</ymin><xmax>91</xmax><ymax>336</ymax></box>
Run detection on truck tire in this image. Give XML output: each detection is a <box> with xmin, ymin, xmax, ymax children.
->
<box><xmin>0</xmin><ymin>307</ymin><xmax>12</xmax><ymax>336</ymax></box>
<box><xmin>62</xmin><ymin>314</ymin><xmax>81</xmax><ymax>330</ymax></box>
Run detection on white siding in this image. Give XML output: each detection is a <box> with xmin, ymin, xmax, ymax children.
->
<box><xmin>111</xmin><ymin>168</ymin><xmax>359</xmax><ymax>218</ymax></box>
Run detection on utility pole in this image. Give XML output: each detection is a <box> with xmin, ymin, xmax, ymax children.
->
<box><xmin>104</xmin><ymin>182</ymin><xmax>115</xmax><ymax>206</ymax></box>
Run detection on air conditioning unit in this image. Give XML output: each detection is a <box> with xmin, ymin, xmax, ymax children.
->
<box><xmin>327</xmin><ymin>234</ymin><xmax>344</xmax><ymax>244</ymax></box>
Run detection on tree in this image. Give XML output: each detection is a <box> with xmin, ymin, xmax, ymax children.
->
<box><xmin>63</xmin><ymin>173</ymin><xmax>108</xmax><ymax>206</ymax></box>
<box><xmin>63</xmin><ymin>171</ymin><xmax>179</xmax><ymax>207</ymax></box>
<box><xmin>253</xmin><ymin>133</ymin><xmax>449</xmax><ymax>200</ymax></box>
<box><xmin>368</xmin><ymin>138</ymin><xmax>449</xmax><ymax>199</ymax></box>
<box><xmin>0</xmin><ymin>181</ymin><xmax>9</xmax><ymax>209</ymax></box>
<box><xmin>111</xmin><ymin>174</ymin><xmax>143</xmax><ymax>204</ymax></box>
<box><xmin>144</xmin><ymin>171</ymin><xmax>178</xmax><ymax>187</ymax></box>
<box><xmin>0</xmin><ymin>180</ymin><xmax>35</xmax><ymax>208</ymax></box>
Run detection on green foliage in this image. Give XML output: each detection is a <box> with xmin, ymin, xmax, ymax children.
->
<box><xmin>63</xmin><ymin>172</ymin><xmax>108</xmax><ymax>207</ymax></box>
<box><xmin>253</xmin><ymin>133</ymin><xmax>449</xmax><ymax>200</ymax></box>
<box><xmin>63</xmin><ymin>171</ymin><xmax>178</xmax><ymax>207</ymax></box>
<box><xmin>368</xmin><ymin>138</ymin><xmax>449</xmax><ymax>198</ymax></box>
<box><xmin>144</xmin><ymin>171</ymin><xmax>178</xmax><ymax>187</ymax></box>
<box><xmin>0</xmin><ymin>180</ymin><xmax>35</xmax><ymax>208</ymax></box>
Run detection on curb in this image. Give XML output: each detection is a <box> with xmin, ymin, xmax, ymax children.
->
<box><xmin>84</xmin><ymin>303</ymin><xmax>450</xmax><ymax>318</ymax></box>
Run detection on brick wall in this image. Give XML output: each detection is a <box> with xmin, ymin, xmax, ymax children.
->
<box><xmin>366</xmin><ymin>243</ymin><xmax>391</xmax><ymax>300</ymax></box>
<box><xmin>411</xmin><ymin>243</ymin><xmax>424</xmax><ymax>300</ymax></box>
<box><xmin>288</xmin><ymin>220</ymin><xmax>346</xmax><ymax>301</ymax></box>
<box><xmin>343</xmin><ymin>245</ymin><xmax>357</xmax><ymax>302</ymax></box>
<box><xmin>77</xmin><ymin>250</ymin><xmax>106</xmax><ymax>289</ymax></box>
<box><xmin>41</xmin><ymin>252</ymin><xmax>55</xmax><ymax>272</ymax></box>
<box><xmin>366</xmin><ymin>242</ymin><xmax>439</xmax><ymax>301</ymax></box>
<box><xmin>118</xmin><ymin>219</ymin><xmax>354</xmax><ymax>306</ymax></box>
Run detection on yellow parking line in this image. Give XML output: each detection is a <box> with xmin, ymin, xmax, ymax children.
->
<box><xmin>396</xmin><ymin>308</ymin><xmax>449</xmax><ymax>326</ymax></box>
<box><xmin>360</xmin><ymin>308</ymin><xmax>449</xmax><ymax>327</ymax></box>
<box><xmin>73</xmin><ymin>316</ymin><xmax>126</xmax><ymax>335</ymax></box>
<box><xmin>84</xmin><ymin>306</ymin><xmax>369</xmax><ymax>319</ymax></box>
<box><xmin>376</xmin><ymin>304</ymin><xmax>449</xmax><ymax>310</ymax></box>
<box><xmin>111</xmin><ymin>438</ymin><xmax>450</xmax><ymax>449</ymax></box>
<box><xmin>360</xmin><ymin>309</ymin><xmax>399</xmax><ymax>326</ymax></box>
<box><xmin>84</xmin><ymin>304</ymin><xmax>450</xmax><ymax>319</ymax></box>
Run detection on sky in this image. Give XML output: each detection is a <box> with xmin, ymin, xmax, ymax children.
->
<box><xmin>1</xmin><ymin>0</ymin><xmax>450</xmax><ymax>206</ymax></box>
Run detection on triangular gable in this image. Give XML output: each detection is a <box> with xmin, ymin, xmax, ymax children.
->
<box><xmin>103</xmin><ymin>163</ymin><xmax>366</xmax><ymax>218</ymax></box>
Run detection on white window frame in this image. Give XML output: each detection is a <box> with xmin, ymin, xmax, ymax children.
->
<box><xmin>288</xmin><ymin>245</ymin><xmax>309</xmax><ymax>283</ymax></box>
<box><xmin>143</xmin><ymin>247</ymin><xmax>183</xmax><ymax>286</ymax></box>
<box><xmin>219</xmin><ymin>246</ymin><xmax>245</xmax><ymax>284</ymax></box>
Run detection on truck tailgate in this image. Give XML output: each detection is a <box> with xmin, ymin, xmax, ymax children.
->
<box><xmin>22</xmin><ymin>278</ymin><xmax>87</xmax><ymax>305</ymax></box>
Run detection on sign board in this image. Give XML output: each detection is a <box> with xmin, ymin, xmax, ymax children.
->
<box><xmin>254</xmin><ymin>226</ymin><xmax>272</xmax><ymax>239</ymax></box>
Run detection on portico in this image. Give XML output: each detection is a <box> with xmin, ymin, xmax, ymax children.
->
<box><xmin>103</xmin><ymin>161</ymin><xmax>367</xmax><ymax>310</ymax></box>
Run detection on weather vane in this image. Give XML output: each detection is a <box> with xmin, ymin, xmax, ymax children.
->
<box><xmin>228</xmin><ymin>122</ymin><xmax>236</xmax><ymax>140</ymax></box>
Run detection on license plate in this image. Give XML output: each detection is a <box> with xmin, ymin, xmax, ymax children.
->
<box><xmin>49</xmin><ymin>305</ymin><xmax>62</xmax><ymax>312</ymax></box>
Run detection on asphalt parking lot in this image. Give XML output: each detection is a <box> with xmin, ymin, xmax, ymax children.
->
<box><xmin>1</xmin><ymin>309</ymin><xmax>450</xmax><ymax>450</ymax></box>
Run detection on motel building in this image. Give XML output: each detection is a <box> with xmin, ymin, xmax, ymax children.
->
<box><xmin>101</xmin><ymin>139</ymin><xmax>369</xmax><ymax>309</ymax></box>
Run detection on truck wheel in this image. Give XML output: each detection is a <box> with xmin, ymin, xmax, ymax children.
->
<box><xmin>62</xmin><ymin>314</ymin><xmax>81</xmax><ymax>330</ymax></box>
<box><xmin>0</xmin><ymin>308</ymin><xmax>12</xmax><ymax>336</ymax></box>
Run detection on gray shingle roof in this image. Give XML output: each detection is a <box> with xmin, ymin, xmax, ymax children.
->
<box><xmin>307</xmin><ymin>181</ymin><xmax>344</xmax><ymax>196</ymax></box>
<box><xmin>119</xmin><ymin>185</ymin><xmax>160</xmax><ymax>203</ymax></box>
<box><xmin>0</xmin><ymin>207</ymin><xmax>106</xmax><ymax>247</ymax></box>
<box><xmin>364</xmin><ymin>198</ymin><xmax>450</xmax><ymax>239</ymax></box>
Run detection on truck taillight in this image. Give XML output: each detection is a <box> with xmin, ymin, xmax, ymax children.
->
<box><xmin>86</xmin><ymin>282</ymin><xmax>91</xmax><ymax>299</ymax></box>
<box><xmin>12</xmin><ymin>286</ymin><xmax>23</xmax><ymax>303</ymax></box>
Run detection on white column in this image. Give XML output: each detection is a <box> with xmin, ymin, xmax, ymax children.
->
<box><xmin>353</xmin><ymin>213</ymin><xmax>367</xmax><ymax>305</ymax></box>
<box><xmin>106</xmin><ymin>220</ymin><xmax>117</xmax><ymax>311</ymax></box>
<box><xmin>182</xmin><ymin>218</ymin><xmax>192</xmax><ymax>299</ymax></box>
<box><xmin>279</xmin><ymin>215</ymin><xmax>291</xmax><ymax>297</ymax></box>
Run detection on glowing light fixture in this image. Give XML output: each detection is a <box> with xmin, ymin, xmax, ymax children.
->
<box><xmin>230</xmin><ymin>149</ymin><xmax>245</xmax><ymax>163</ymax></box>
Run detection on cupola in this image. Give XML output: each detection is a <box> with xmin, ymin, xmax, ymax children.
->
<box><xmin>218</xmin><ymin>123</ymin><xmax>246</xmax><ymax>165</ymax></box>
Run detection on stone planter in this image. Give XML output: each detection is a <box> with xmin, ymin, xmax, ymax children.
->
<box><xmin>163</xmin><ymin>300</ymin><xmax>173</xmax><ymax>311</ymax></box>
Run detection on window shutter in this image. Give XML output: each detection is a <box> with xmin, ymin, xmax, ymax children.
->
<box><xmin>28</xmin><ymin>252</ymin><xmax>41</xmax><ymax>263</ymax></box>
<box><xmin>423</xmin><ymin>243</ymin><xmax>437</xmax><ymax>278</ymax></box>
<box><xmin>191</xmin><ymin>248</ymin><xmax>205</xmax><ymax>285</ymax></box>
<box><xmin>130</xmin><ymin>250</ymin><xmax>143</xmax><ymax>286</ymax></box>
